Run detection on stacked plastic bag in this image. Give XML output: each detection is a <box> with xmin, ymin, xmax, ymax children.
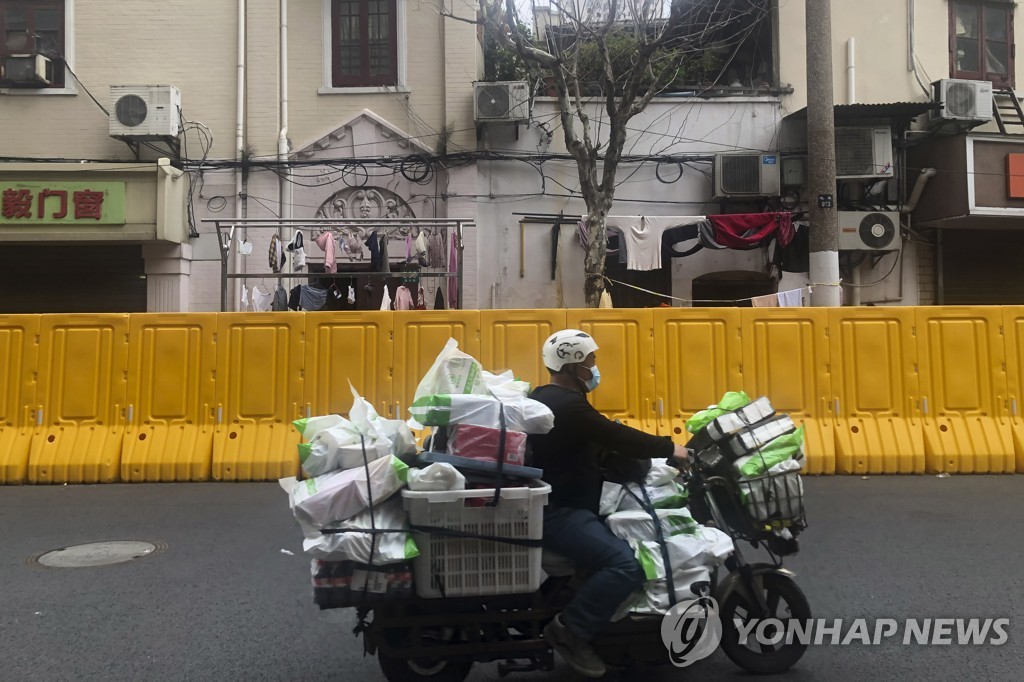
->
<box><xmin>603</xmin><ymin>463</ymin><xmax>733</xmax><ymax>616</ymax></box>
<box><xmin>686</xmin><ymin>391</ymin><xmax>805</xmax><ymax>524</ymax></box>
<box><xmin>408</xmin><ymin>338</ymin><xmax>554</xmax><ymax>464</ymax></box>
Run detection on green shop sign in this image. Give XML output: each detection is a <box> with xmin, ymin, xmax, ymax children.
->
<box><xmin>0</xmin><ymin>181</ymin><xmax>126</xmax><ymax>225</ymax></box>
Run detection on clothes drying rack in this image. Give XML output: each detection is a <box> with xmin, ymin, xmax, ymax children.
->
<box><xmin>205</xmin><ymin>218</ymin><xmax>468</xmax><ymax>312</ymax></box>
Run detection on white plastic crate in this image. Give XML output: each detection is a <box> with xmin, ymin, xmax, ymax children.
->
<box><xmin>401</xmin><ymin>482</ymin><xmax>550</xmax><ymax>598</ymax></box>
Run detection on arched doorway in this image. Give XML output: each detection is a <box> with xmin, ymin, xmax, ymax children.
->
<box><xmin>691</xmin><ymin>270</ymin><xmax>776</xmax><ymax>306</ymax></box>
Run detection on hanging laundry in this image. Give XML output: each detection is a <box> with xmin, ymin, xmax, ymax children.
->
<box><xmin>347</xmin><ymin>285</ymin><xmax>356</xmax><ymax>305</ymax></box>
<box><xmin>299</xmin><ymin>285</ymin><xmax>328</xmax><ymax>311</ymax></box>
<box><xmin>380</xmin><ymin>285</ymin><xmax>393</xmax><ymax>311</ymax></box>
<box><xmin>269</xmin><ymin>235</ymin><xmax>285</xmax><ymax>273</ymax></box>
<box><xmin>434</xmin><ymin>286</ymin><xmax>446</xmax><ymax>310</ymax></box>
<box><xmin>251</xmin><ymin>284</ymin><xmax>274</xmax><ymax>312</ymax></box>
<box><xmin>365</xmin><ymin>231</ymin><xmax>381</xmax><ymax>270</ymax></box>
<box><xmin>661</xmin><ymin>223</ymin><xmax>703</xmax><ymax>261</ymax></box>
<box><xmin>237</xmin><ymin>237</ymin><xmax>253</xmax><ymax>256</ymax></box>
<box><xmin>575</xmin><ymin>218</ymin><xmax>588</xmax><ymax>249</ymax></box>
<box><xmin>287</xmin><ymin>230</ymin><xmax>307</xmax><ymax>271</ymax></box>
<box><xmin>780</xmin><ymin>223</ymin><xmax>810</xmax><ymax>273</ymax></box>
<box><xmin>405</xmin><ymin>235</ymin><xmax>413</xmax><ymax>263</ymax></box>
<box><xmin>605</xmin><ymin>216</ymin><xmax>703</xmax><ymax>271</ymax></box>
<box><xmin>414</xmin><ymin>230</ymin><xmax>429</xmax><ymax>267</ymax></box>
<box><xmin>751</xmin><ymin>294</ymin><xmax>779</xmax><ymax>308</ymax></box>
<box><xmin>550</xmin><ymin>222</ymin><xmax>561</xmax><ymax>281</ymax></box>
<box><xmin>240</xmin><ymin>284</ymin><xmax>250</xmax><ymax>311</ymax></box>
<box><xmin>427</xmin><ymin>229</ymin><xmax>445</xmax><ymax>268</ymax></box>
<box><xmin>706</xmin><ymin>213</ymin><xmax>795</xmax><ymax>250</ymax></box>
<box><xmin>394</xmin><ymin>285</ymin><xmax>415</xmax><ymax>311</ymax></box>
<box><xmin>599</xmin><ymin>289</ymin><xmax>614</xmax><ymax>308</ymax></box>
<box><xmin>288</xmin><ymin>285</ymin><xmax>302</xmax><ymax>311</ymax></box>
<box><xmin>272</xmin><ymin>285</ymin><xmax>289</xmax><ymax>311</ymax></box>
<box><xmin>448</xmin><ymin>231</ymin><xmax>458</xmax><ymax>308</ymax></box>
<box><xmin>314</xmin><ymin>230</ymin><xmax>337</xmax><ymax>273</ymax></box>
<box><xmin>777</xmin><ymin>289</ymin><xmax>803</xmax><ymax>307</ymax></box>
<box><xmin>380</xmin><ymin>233</ymin><xmax>391</xmax><ymax>274</ymax></box>
<box><xmin>606</xmin><ymin>226</ymin><xmax>628</xmax><ymax>265</ymax></box>
<box><xmin>416</xmin><ymin>285</ymin><xmax>427</xmax><ymax>310</ymax></box>
<box><xmin>341</xmin><ymin>232</ymin><xmax>363</xmax><ymax>260</ymax></box>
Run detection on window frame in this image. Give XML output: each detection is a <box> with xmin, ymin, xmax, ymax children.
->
<box><xmin>0</xmin><ymin>0</ymin><xmax>73</xmax><ymax>95</ymax></box>
<box><xmin>321</xmin><ymin>0</ymin><xmax>407</xmax><ymax>94</ymax></box>
<box><xmin>950</xmin><ymin>0</ymin><xmax>1016</xmax><ymax>89</ymax></box>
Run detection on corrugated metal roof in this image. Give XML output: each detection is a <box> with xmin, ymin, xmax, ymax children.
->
<box><xmin>785</xmin><ymin>102</ymin><xmax>940</xmax><ymax>121</ymax></box>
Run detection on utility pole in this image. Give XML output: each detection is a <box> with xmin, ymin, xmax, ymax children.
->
<box><xmin>805</xmin><ymin>0</ymin><xmax>842</xmax><ymax>306</ymax></box>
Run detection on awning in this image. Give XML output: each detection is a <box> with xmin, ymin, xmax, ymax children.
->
<box><xmin>784</xmin><ymin>102</ymin><xmax>940</xmax><ymax>122</ymax></box>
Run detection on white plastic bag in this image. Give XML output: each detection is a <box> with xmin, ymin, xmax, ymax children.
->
<box><xmin>630</xmin><ymin>526</ymin><xmax>733</xmax><ymax>614</ymax></box>
<box><xmin>303</xmin><ymin>497</ymin><xmax>419</xmax><ymax>564</ymax></box>
<box><xmin>599</xmin><ymin>482</ymin><xmax>624</xmax><ymax>516</ymax></box>
<box><xmin>414</xmin><ymin>338</ymin><xmax>486</xmax><ymax>399</ymax></box>
<box><xmin>606</xmin><ymin>508</ymin><xmax>699</xmax><ymax>543</ymax></box>
<box><xmin>408</xmin><ymin>394</ymin><xmax>554</xmax><ymax>434</ymax></box>
<box><xmin>287</xmin><ymin>455</ymin><xmax>409</xmax><ymax>533</ymax></box>
<box><xmin>303</xmin><ymin>424</ymin><xmax>391</xmax><ymax>476</ymax></box>
<box><xmin>407</xmin><ymin>463</ymin><xmax>466</xmax><ymax>492</ymax></box>
<box><xmin>617</xmin><ymin>481</ymin><xmax>689</xmax><ymax>512</ymax></box>
<box><xmin>292</xmin><ymin>414</ymin><xmax>345</xmax><ymax>442</ymax></box>
<box><xmin>644</xmin><ymin>463</ymin><xmax>681</xmax><ymax>487</ymax></box>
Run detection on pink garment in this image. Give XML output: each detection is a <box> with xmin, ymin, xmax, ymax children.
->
<box><xmin>313</xmin><ymin>230</ymin><xmax>337</xmax><ymax>273</ymax></box>
<box><xmin>751</xmin><ymin>294</ymin><xmax>779</xmax><ymax>308</ymax></box>
<box><xmin>394</xmin><ymin>285</ymin><xmax>415</xmax><ymax>311</ymax></box>
<box><xmin>448</xmin><ymin>231</ymin><xmax>458</xmax><ymax>309</ymax></box>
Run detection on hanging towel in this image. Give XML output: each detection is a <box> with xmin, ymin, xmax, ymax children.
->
<box><xmin>751</xmin><ymin>294</ymin><xmax>779</xmax><ymax>308</ymax></box>
<box><xmin>272</xmin><ymin>285</ymin><xmax>289</xmax><ymax>311</ymax></box>
<box><xmin>380</xmin><ymin>285</ymin><xmax>393</xmax><ymax>311</ymax></box>
<box><xmin>599</xmin><ymin>289</ymin><xmax>614</xmax><ymax>308</ymax></box>
<box><xmin>314</xmin><ymin>231</ymin><xmax>337</xmax><ymax>273</ymax></box>
<box><xmin>394</xmin><ymin>285</ymin><xmax>415</xmax><ymax>311</ymax></box>
<box><xmin>777</xmin><ymin>289</ymin><xmax>803</xmax><ymax>307</ymax></box>
<box><xmin>434</xmin><ymin>285</ymin><xmax>446</xmax><ymax>310</ymax></box>
<box><xmin>448</xmin><ymin>231</ymin><xmax>458</xmax><ymax>308</ymax></box>
<box><xmin>707</xmin><ymin>213</ymin><xmax>795</xmax><ymax>250</ymax></box>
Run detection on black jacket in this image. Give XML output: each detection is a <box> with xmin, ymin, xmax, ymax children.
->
<box><xmin>527</xmin><ymin>384</ymin><xmax>674</xmax><ymax>514</ymax></box>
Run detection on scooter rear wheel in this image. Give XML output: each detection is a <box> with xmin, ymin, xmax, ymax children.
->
<box><xmin>718</xmin><ymin>573</ymin><xmax>811</xmax><ymax>674</ymax></box>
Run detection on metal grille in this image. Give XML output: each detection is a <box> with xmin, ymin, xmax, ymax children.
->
<box><xmin>721</xmin><ymin>155</ymin><xmax>761</xmax><ymax>194</ymax></box>
<box><xmin>835</xmin><ymin>128</ymin><xmax>874</xmax><ymax>176</ymax></box>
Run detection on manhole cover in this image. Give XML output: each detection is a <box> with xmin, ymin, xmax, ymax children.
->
<box><xmin>36</xmin><ymin>541</ymin><xmax>157</xmax><ymax>568</ymax></box>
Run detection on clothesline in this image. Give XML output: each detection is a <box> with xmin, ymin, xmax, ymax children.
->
<box><xmin>603</xmin><ymin>276</ymin><xmax>842</xmax><ymax>306</ymax></box>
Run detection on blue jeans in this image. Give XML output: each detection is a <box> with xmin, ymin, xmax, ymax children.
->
<box><xmin>542</xmin><ymin>507</ymin><xmax>646</xmax><ymax>641</ymax></box>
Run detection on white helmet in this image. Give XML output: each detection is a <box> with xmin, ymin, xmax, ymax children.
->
<box><xmin>543</xmin><ymin>329</ymin><xmax>599</xmax><ymax>372</ymax></box>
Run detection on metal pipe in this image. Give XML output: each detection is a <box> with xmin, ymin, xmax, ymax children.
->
<box><xmin>847</xmin><ymin>38</ymin><xmax>856</xmax><ymax>104</ymax></box>
<box><xmin>278</xmin><ymin>0</ymin><xmax>290</xmax><ymax>235</ymax></box>
<box><xmin>901</xmin><ymin>168</ymin><xmax>937</xmax><ymax>213</ymax></box>
<box><xmin>235</xmin><ymin>0</ymin><xmax>247</xmax><ymax>311</ymax></box>
<box><xmin>908</xmin><ymin>0</ymin><xmax>931</xmax><ymax>97</ymax></box>
<box><xmin>936</xmin><ymin>228</ymin><xmax>944</xmax><ymax>305</ymax></box>
<box><xmin>850</xmin><ymin>261</ymin><xmax>861</xmax><ymax>305</ymax></box>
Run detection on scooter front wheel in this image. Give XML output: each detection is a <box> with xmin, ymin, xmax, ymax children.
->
<box><xmin>718</xmin><ymin>573</ymin><xmax>811</xmax><ymax>674</ymax></box>
<box><xmin>377</xmin><ymin>651</ymin><xmax>473</xmax><ymax>682</ymax></box>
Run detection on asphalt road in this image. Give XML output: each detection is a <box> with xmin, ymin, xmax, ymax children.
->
<box><xmin>2</xmin><ymin>476</ymin><xmax>1023</xmax><ymax>682</ymax></box>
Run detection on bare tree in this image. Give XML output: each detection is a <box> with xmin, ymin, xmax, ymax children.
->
<box><xmin>448</xmin><ymin>0</ymin><xmax>768</xmax><ymax>306</ymax></box>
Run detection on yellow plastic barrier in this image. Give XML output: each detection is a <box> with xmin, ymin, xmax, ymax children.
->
<box><xmin>479</xmin><ymin>309</ymin><xmax>568</xmax><ymax>390</ymax></box>
<box><xmin>304</xmin><ymin>312</ymin><xmax>394</xmax><ymax>418</ymax></box>
<box><xmin>0</xmin><ymin>315</ymin><xmax>39</xmax><ymax>484</ymax></box>
<box><xmin>567</xmin><ymin>309</ymin><xmax>657</xmax><ymax>433</ymax></box>
<box><xmin>212</xmin><ymin>314</ymin><xmax>304</xmax><ymax>481</ymax></box>
<box><xmin>121</xmin><ymin>314</ymin><xmax>218</xmax><ymax>482</ymax></box>
<box><xmin>392</xmin><ymin>311</ymin><xmax>482</xmax><ymax>421</ymax></box>
<box><xmin>1003</xmin><ymin>307</ymin><xmax>1024</xmax><ymax>473</ymax></box>
<box><xmin>916</xmin><ymin>307</ymin><xmax>1014</xmax><ymax>474</ymax></box>
<box><xmin>652</xmin><ymin>308</ymin><xmax>743</xmax><ymax>442</ymax></box>
<box><xmin>829</xmin><ymin>308</ymin><xmax>925</xmax><ymax>474</ymax></box>
<box><xmin>739</xmin><ymin>309</ymin><xmax>834</xmax><ymax>474</ymax></box>
<box><xmin>28</xmin><ymin>315</ymin><xmax>130</xmax><ymax>483</ymax></box>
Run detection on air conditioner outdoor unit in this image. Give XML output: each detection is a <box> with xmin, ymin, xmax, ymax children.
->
<box><xmin>1</xmin><ymin>54</ymin><xmax>54</xmax><ymax>87</ymax></box>
<box><xmin>835</xmin><ymin>127</ymin><xmax>893</xmax><ymax>179</ymax></box>
<box><xmin>714</xmin><ymin>153</ymin><xmax>781</xmax><ymax>197</ymax></box>
<box><xmin>109</xmin><ymin>85</ymin><xmax>182</xmax><ymax>139</ymax></box>
<box><xmin>931</xmin><ymin>78</ymin><xmax>993</xmax><ymax>123</ymax></box>
<box><xmin>474</xmin><ymin>81</ymin><xmax>530</xmax><ymax>123</ymax></box>
<box><xmin>838</xmin><ymin>211</ymin><xmax>901</xmax><ymax>251</ymax></box>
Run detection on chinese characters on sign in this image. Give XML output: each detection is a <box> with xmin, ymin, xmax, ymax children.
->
<box><xmin>4</xmin><ymin>188</ymin><xmax>106</xmax><ymax>220</ymax></box>
<box><xmin>0</xmin><ymin>182</ymin><xmax>126</xmax><ymax>226</ymax></box>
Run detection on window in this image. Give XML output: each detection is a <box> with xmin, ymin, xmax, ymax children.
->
<box><xmin>0</xmin><ymin>0</ymin><xmax>65</xmax><ymax>88</ymax></box>
<box><xmin>951</xmin><ymin>1</ymin><xmax>1015</xmax><ymax>88</ymax></box>
<box><xmin>331</xmin><ymin>0</ymin><xmax>398</xmax><ymax>88</ymax></box>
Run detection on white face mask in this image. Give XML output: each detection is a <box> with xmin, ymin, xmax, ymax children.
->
<box><xmin>237</xmin><ymin>238</ymin><xmax>253</xmax><ymax>255</ymax></box>
<box><xmin>582</xmin><ymin>365</ymin><xmax>601</xmax><ymax>392</ymax></box>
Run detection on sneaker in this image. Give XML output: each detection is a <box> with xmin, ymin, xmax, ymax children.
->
<box><xmin>543</xmin><ymin>614</ymin><xmax>607</xmax><ymax>678</ymax></box>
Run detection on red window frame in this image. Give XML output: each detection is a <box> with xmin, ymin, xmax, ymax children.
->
<box><xmin>0</xmin><ymin>0</ymin><xmax>66</xmax><ymax>88</ymax></box>
<box><xmin>950</xmin><ymin>0</ymin><xmax>1015</xmax><ymax>88</ymax></box>
<box><xmin>331</xmin><ymin>0</ymin><xmax>398</xmax><ymax>88</ymax></box>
